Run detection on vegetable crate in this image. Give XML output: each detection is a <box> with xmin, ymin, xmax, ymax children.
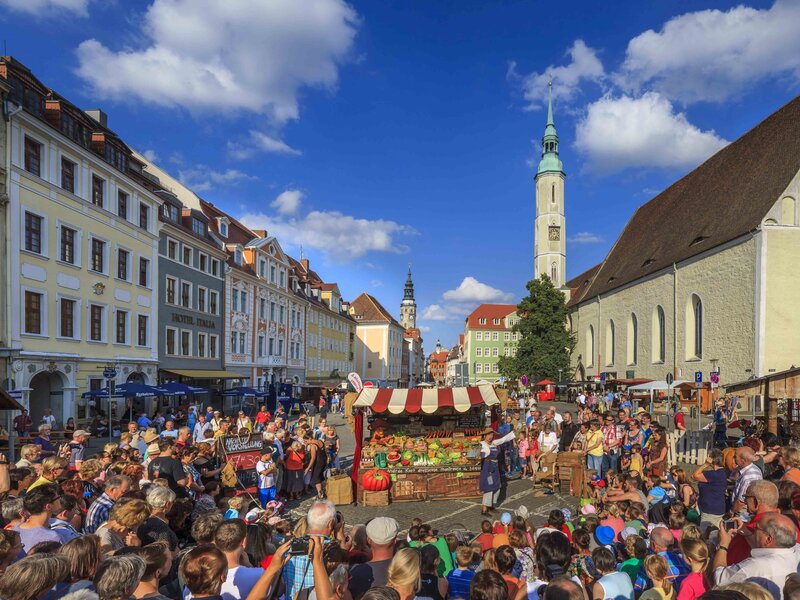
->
<box><xmin>360</xmin><ymin>489</ymin><xmax>390</xmax><ymax>507</ymax></box>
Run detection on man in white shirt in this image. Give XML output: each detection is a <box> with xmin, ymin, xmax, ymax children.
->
<box><xmin>732</xmin><ymin>447</ymin><xmax>763</xmax><ymax>513</ymax></box>
<box><xmin>192</xmin><ymin>414</ymin><xmax>212</xmax><ymax>444</ymax></box>
<box><xmin>206</xmin><ymin>519</ymin><xmax>263</xmax><ymax>600</ymax></box>
<box><xmin>714</xmin><ymin>512</ymin><xmax>800</xmax><ymax>600</ymax></box>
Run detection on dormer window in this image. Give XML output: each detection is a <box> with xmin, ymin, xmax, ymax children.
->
<box><xmin>163</xmin><ymin>203</ymin><xmax>179</xmax><ymax>222</ymax></box>
<box><xmin>217</xmin><ymin>218</ymin><xmax>229</xmax><ymax>238</ymax></box>
<box><xmin>191</xmin><ymin>217</ymin><xmax>207</xmax><ymax>236</ymax></box>
<box><xmin>234</xmin><ymin>248</ymin><xmax>243</xmax><ymax>265</ymax></box>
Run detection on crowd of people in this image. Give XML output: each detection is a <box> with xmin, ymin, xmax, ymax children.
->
<box><xmin>2</xmin><ymin>393</ymin><xmax>800</xmax><ymax>600</ymax></box>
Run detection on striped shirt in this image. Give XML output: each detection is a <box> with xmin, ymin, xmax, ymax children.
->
<box><xmin>85</xmin><ymin>493</ymin><xmax>114</xmax><ymax>534</ymax></box>
<box><xmin>732</xmin><ymin>462</ymin><xmax>762</xmax><ymax>505</ymax></box>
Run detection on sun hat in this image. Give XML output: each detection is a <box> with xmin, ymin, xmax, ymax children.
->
<box><xmin>581</xmin><ymin>504</ymin><xmax>596</xmax><ymax>515</ymax></box>
<box><xmin>366</xmin><ymin>517</ymin><xmax>399</xmax><ymax>545</ymax></box>
<box><xmin>500</xmin><ymin>512</ymin><xmax>512</xmax><ymax>525</ymax></box>
<box><xmin>244</xmin><ymin>508</ymin><xmax>263</xmax><ymax>524</ymax></box>
<box><xmin>561</xmin><ymin>508</ymin><xmax>572</xmax><ymax>521</ymax></box>
<box><xmin>143</xmin><ymin>429</ymin><xmax>159</xmax><ymax>444</ymax></box>
<box><xmin>620</xmin><ymin>526</ymin><xmax>638</xmax><ymax>541</ymax></box>
<box><xmin>595</xmin><ymin>525</ymin><xmax>615</xmax><ymax>546</ymax></box>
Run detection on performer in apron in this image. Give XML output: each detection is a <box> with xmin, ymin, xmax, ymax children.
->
<box><xmin>480</xmin><ymin>427</ymin><xmax>516</xmax><ymax>514</ymax></box>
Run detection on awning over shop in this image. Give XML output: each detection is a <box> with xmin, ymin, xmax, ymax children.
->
<box><xmin>0</xmin><ymin>388</ymin><xmax>24</xmax><ymax>411</ymax></box>
<box><xmin>162</xmin><ymin>369</ymin><xmax>240</xmax><ymax>379</ymax></box>
<box><xmin>353</xmin><ymin>385</ymin><xmax>500</xmax><ymax>414</ymax></box>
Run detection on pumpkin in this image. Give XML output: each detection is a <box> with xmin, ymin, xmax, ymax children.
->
<box><xmin>361</xmin><ymin>469</ymin><xmax>391</xmax><ymax>492</ymax></box>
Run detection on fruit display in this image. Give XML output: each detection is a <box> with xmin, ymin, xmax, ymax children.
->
<box><xmin>363</xmin><ymin>432</ymin><xmax>482</xmax><ymax>470</ymax></box>
<box><xmin>362</xmin><ymin>469</ymin><xmax>391</xmax><ymax>491</ymax></box>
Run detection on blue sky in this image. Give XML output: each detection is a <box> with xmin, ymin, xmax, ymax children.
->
<box><xmin>3</xmin><ymin>0</ymin><xmax>799</xmax><ymax>352</ymax></box>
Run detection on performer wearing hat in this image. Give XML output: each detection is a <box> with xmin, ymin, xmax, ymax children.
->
<box><xmin>368</xmin><ymin>418</ymin><xmax>393</xmax><ymax>444</ymax></box>
<box><xmin>479</xmin><ymin>427</ymin><xmax>516</xmax><ymax>515</ymax></box>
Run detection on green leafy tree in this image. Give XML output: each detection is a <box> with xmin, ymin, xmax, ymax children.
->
<box><xmin>498</xmin><ymin>275</ymin><xmax>574</xmax><ymax>384</ymax></box>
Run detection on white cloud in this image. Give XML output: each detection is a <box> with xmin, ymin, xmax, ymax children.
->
<box><xmin>75</xmin><ymin>0</ymin><xmax>359</xmax><ymax>123</ymax></box>
<box><xmin>178</xmin><ymin>166</ymin><xmax>257</xmax><ymax>192</ymax></box>
<box><xmin>442</xmin><ymin>277</ymin><xmax>514</xmax><ymax>304</ymax></box>
<box><xmin>568</xmin><ymin>232</ymin><xmax>604</xmax><ymax>244</ymax></box>
<box><xmin>228</xmin><ymin>130</ymin><xmax>302</xmax><ymax>159</ymax></box>
<box><xmin>370</xmin><ymin>279</ymin><xmax>383</xmax><ymax>288</ymax></box>
<box><xmin>616</xmin><ymin>0</ymin><xmax>800</xmax><ymax>103</ymax></box>
<box><xmin>510</xmin><ymin>40</ymin><xmax>605</xmax><ymax>110</ymax></box>
<box><xmin>0</xmin><ymin>0</ymin><xmax>90</xmax><ymax>16</ymax></box>
<box><xmin>270</xmin><ymin>190</ymin><xmax>303</xmax><ymax>216</ymax></box>
<box><xmin>141</xmin><ymin>149</ymin><xmax>159</xmax><ymax>163</ymax></box>
<box><xmin>239</xmin><ymin>209</ymin><xmax>413</xmax><ymax>262</ymax></box>
<box><xmin>575</xmin><ymin>92</ymin><xmax>728</xmax><ymax>173</ymax></box>
<box><xmin>421</xmin><ymin>278</ymin><xmax>514</xmax><ymax>322</ymax></box>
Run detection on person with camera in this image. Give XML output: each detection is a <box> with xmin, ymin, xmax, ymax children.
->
<box><xmin>284</xmin><ymin>499</ymin><xmax>346</xmax><ymax>600</ymax></box>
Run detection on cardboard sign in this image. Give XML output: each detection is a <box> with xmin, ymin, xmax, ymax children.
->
<box><xmin>219</xmin><ymin>434</ymin><xmax>265</xmax><ymax>495</ymax></box>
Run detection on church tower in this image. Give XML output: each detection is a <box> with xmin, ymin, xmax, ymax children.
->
<box><xmin>533</xmin><ymin>82</ymin><xmax>567</xmax><ymax>288</ymax></box>
<box><xmin>400</xmin><ymin>266</ymin><xmax>417</xmax><ymax>330</ymax></box>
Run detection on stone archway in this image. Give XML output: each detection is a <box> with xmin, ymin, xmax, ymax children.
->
<box><xmin>28</xmin><ymin>370</ymin><xmax>66</xmax><ymax>426</ymax></box>
<box><xmin>126</xmin><ymin>372</ymin><xmax>145</xmax><ymax>384</ymax></box>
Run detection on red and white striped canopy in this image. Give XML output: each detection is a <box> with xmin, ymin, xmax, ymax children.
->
<box><xmin>353</xmin><ymin>385</ymin><xmax>500</xmax><ymax>414</ymax></box>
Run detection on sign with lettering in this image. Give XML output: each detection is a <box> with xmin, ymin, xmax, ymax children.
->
<box><xmin>171</xmin><ymin>313</ymin><xmax>216</xmax><ymax>329</ymax></box>
<box><xmin>219</xmin><ymin>434</ymin><xmax>265</xmax><ymax>495</ymax></box>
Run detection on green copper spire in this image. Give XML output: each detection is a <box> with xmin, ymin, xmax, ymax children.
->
<box><xmin>537</xmin><ymin>80</ymin><xmax>564</xmax><ymax>176</ymax></box>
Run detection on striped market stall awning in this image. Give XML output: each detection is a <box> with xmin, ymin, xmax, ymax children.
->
<box><xmin>353</xmin><ymin>385</ymin><xmax>500</xmax><ymax>414</ymax></box>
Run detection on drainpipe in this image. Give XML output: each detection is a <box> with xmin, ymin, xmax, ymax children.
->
<box><xmin>673</xmin><ymin>263</ymin><xmax>678</xmax><ymax>379</ymax></box>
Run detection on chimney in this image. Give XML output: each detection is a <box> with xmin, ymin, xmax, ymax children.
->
<box><xmin>301</xmin><ymin>258</ymin><xmax>309</xmax><ymax>272</ymax></box>
<box><xmin>84</xmin><ymin>109</ymin><xmax>108</xmax><ymax>128</ymax></box>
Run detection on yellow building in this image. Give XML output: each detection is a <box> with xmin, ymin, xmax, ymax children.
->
<box><xmin>2</xmin><ymin>58</ymin><xmax>161</xmax><ymax>425</ymax></box>
<box><xmin>349</xmin><ymin>292</ymin><xmax>405</xmax><ymax>387</ymax></box>
<box><xmin>290</xmin><ymin>257</ymin><xmax>355</xmax><ymax>387</ymax></box>
<box><xmin>567</xmin><ymin>95</ymin><xmax>800</xmax><ymax>386</ymax></box>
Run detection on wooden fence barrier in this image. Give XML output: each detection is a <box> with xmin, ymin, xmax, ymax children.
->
<box><xmin>667</xmin><ymin>430</ymin><xmax>712</xmax><ymax>465</ymax></box>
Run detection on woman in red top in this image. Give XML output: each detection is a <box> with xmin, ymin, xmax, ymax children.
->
<box><xmin>284</xmin><ymin>441</ymin><xmax>306</xmax><ymax>500</ymax></box>
<box><xmin>254</xmin><ymin>406</ymin><xmax>271</xmax><ymax>432</ymax></box>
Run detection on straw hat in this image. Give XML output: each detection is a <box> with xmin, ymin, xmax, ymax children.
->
<box><xmin>143</xmin><ymin>429</ymin><xmax>159</xmax><ymax>444</ymax></box>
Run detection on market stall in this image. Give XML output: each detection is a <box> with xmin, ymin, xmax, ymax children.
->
<box><xmin>351</xmin><ymin>385</ymin><xmax>501</xmax><ymax>503</ymax></box>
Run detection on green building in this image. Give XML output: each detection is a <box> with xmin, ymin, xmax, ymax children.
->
<box><xmin>464</xmin><ymin>304</ymin><xmax>519</xmax><ymax>384</ymax></box>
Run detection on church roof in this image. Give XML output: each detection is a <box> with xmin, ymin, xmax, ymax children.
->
<box><xmin>570</xmin><ymin>94</ymin><xmax>800</xmax><ymax>306</ymax></box>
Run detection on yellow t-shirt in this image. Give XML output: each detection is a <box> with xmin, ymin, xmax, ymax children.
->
<box><xmin>587</xmin><ymin>430</ymin><xmax>604</xmax><ymax>457</ymax></box>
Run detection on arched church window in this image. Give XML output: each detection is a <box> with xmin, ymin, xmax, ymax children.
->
<box><xmin>652</xmin><ymin>306</ymin><xmax>665</xmax><ymax>363</ymax></box>
<box><xmin>551</xmin><ymin>263</ymin><xmax>557</xmax><ymax>282</ymax></box>
<box><xmin>551</xmin><ymin>184</ymin><xmax>556</xmax><ymax>204</ymax></box>
<box><xmin>586</xmin><ymin>326</ymin><xmax>594</xmax><ymax>367</ymax></box>
<box><xmin>605</xmin><ymin>320</ymin><xmax>615</xmax><ymax>366</ymax></box>
<box><xmin>685</xmin><ymin>294</ymin><xmax>703</xmax><ymax>359</ymax></box>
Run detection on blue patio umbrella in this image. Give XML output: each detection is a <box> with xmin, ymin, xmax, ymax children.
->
<box><xmin>115</xmin><ymin>383</ymin><xmax>168</xmax><ymax>397</ymax></box>
<box><xmin>81</xmin><ymin>387</ymin><xmax>122</xmax><ymax>399</ymax></box>
<box><xmin>222</xmin><ymin>387</ymin><xmax>266</xmax><ymax>398</ymax></box>
<box><xmin>159</xmin><ymin>382</ymin><xmax>208</xmax><ymax>396</ymax></box>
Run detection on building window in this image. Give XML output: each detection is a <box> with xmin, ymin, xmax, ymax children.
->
<box><xmin>278</xmin><ymin>339</ymin><xmax>283</xmax><ymax>357</ymax></box>
<box><xmin>24</xmin><ymin>212</ymin><xmax>43</xmax><ymax>254</ymax></box>
<box><xmin>163</xmin><ymin>203</ymin><xmax>179</xmax><ymax>222</ymax></box>
<box><xmin>605</xmin><ymin>320</ymin><xmax>615</xmax><ymax>366</ymax></box>
<box><xmin>182</xmin><ymin>246</ymin><xmax>192</xmax><ymax>266</ymax></box>
<box><xmin>181</xmin><ymin>331</ymin><xmax>191</xmax><ymax>356</ymax></box>
<box><xmin>234</xmin><ymin>248</ymin><xmax>243</xmax><ymax>265</ymax></box>
<box><xmin>91</xmin><ymin>238</ymin><xmax>106</xmax><ymax>273</ymax></box>
<box><xmin>24</xmin><ymin>136</ymin><xmax>41</xmax><ymax>176</ymax></box>
<box><xmin>166</xmin><ymin>328</ymin><xmax>176</xmax><ymax>355</ymax></box>
<box><xmin>91</xmin><ymin>175</ymin><xmax>105</xmax><ymax>208</ymax></box>
<box><xmin>259</xmin><ymin>298</ymin><xmax>266</xmax><ymax>319</ymax></box>
<box><xmin>166</xmin><ymin>277</ymin><xmax>176</xmax><ymax>304</ymax></box>
<box><xmin>117</xmin><ymin>249</ymin><xmax>129</xmax><ymax>280</ymax></box>
<box><xmin>270</xmin><ymin>265</ymin><xmax>276</xmax><ymax>283</ymax></box>
<box><xmin>167</xmin><ymin>239</ymin><xmax>177</xmax><ymax>259</ymax></box>
<box><xmin>476</xmin><ymin>348</ymin><xmax>482</xmax><ymax>357</ymax></box>
<box><xmin>279</xmin><ymin>270</ymin><xmax>285</xmax><ymax>287</ymax></box>
<box><xmin>627</xmin><ymin>313</ymin><xmax>638</xmax><ymax>365</ymax></box>
<box><xmin>192</xmin><ymin>218</ymin><xmax>206</xmax><ymax>236</ymax></box>
<box><xmin>116</xmin><ymin>310</ymin><xmax>127</xmax><ymax>344</ymax></box>
<box><xmin>279</xmin><ymin>306</ymin><xmax>284</xmax><ymax>324</ymax></box>
<box><xmin>181</xmin><ymin>282</ymin><xmax>191</xmax><ymax>308</ymax></box>
<box><xmin>198</xmin><ymin>288</ymin><xmax>206</xmax><ymax>312</ymax></box>
<box><xmin>138</xmin><ymin>258</ymin><xmax>149</xmax><ymax>287</ymax></box>
<box><xmin>686</xmin><ymin>294</ymin><xmax>703</xmax><ymax>360</ymax></box>
<box><xmin>476</xmin><ymin>332</ymin><xmax>482</xmax><ymax>341</ymax></box>
<box><xmin>270</xmin><ymin>302</ymin><xmax>276</xmax><ymax>321</ymax></box>
<box><xmin>61</xmin><ymin>157</ymin><xmax>75</xmax><ymax>193</ymax></box>
<box><xmin>118</xmin><ymin>191</ymin><xmax>128</xmax><ymax>219</ymax></box>
<box><xmin>137</xmin><ymin>315</ymin><xmax>148</xmax><ymax>346</ymax></box>
<box><xmin>476</xmin><ymin>363</ymin><xmax>482</xmax><ymax>373</ymax></box>
<box><xmin>653</xmin><ymin>305</ymin><xmax>666</xmax><ymax>364</ymax></box>
<box><xmin>239</xmin><ymin>333</ymin><xmax>246</xmax><ymax>354</ymax></box>
<box><xmin>258</xmin><ymin>335</ymin><xmax>264</xmax><ymax>357</ymax></box>
<box><xmin>210</xmin><ymin>259</ymin><xmax>219</xmax><ymax>277</ymax></box>
<box><xmin>60</xmin><ymin>298</ymin><xmax>75</xmax><ymax>338</ymax></box>
<box><xmin>199</xmin><ymin>253</ymin><xmax>207</xmax><ymax>272</ymax></box>
<box><xmin>492</xmin><ymin>347</ymin><xmax>498</xmax><ymax>357</ymax></box>
<box><xmin>139</xmin><ymin>204</ymin><xmax>149</xmax><ymax>230</ymax></box>
<box><xmin>219</xmin><ymin>221</ymin><xmax>228</xmax><ymax>237</ymax></box>
<box><xmin>209</xmin><ymin>291</ymin><xmax>218</xmax><ymax>315</ymax></box>
<box><xmin>586</xmin><ymin>325</ymin><xmax>595</xmax><ymax>367</ymax></box>
<box><xmin>479</xmin><ymin>318</ymin><xmax>486</xmax><ymax>325</ymax></box>
<box><xmin>241</xmin><ymin>291</ymin><xmax>248</xmax><ymax>313</ymax></box>
<box><xmin>24</xmin><ymin>291</ymin><xmax>42</xmax><ymax>334</ymax></box>
<box><xmin>198</xmin><ymin>333</ymin><xmax>207</xmax><ymax>357</ymax></box>
<box><xmin>231</xmin><ymin>332</ymin><xmax>238</xmax><ymax>354</ymax></box>
<box><xmin>268</xmin><ymin>337</ymin><xmax>274</xmax><ymax>356</ymax></box>
<box><xmin>492</xmin><ymin>332</ymin><xmax>498</xmax><ymax>341</ymax></box>
<box><xmin>232</xmin><ymin>289</ymin><xmax>239</xmax><ymax>312</ymax></box>
<box><xmin>209</xmin><ymin>335</ymin><xmax>218</xmax><ymax>358</ymax></box>
<box><xmin>89</xmin><ymin>305</ymin><xmax>103</xmax><ymax>341</ymax></box>
<box><xmin>60</xmin><ymin>226</ymin><xmax>76</xmax><ymax>264</ymax></box>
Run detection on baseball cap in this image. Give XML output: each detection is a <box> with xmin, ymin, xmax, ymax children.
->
<box><xmin>366</xmin><ymin>517</ymin><xmax>399</xmax><ymax>545</ymax></box>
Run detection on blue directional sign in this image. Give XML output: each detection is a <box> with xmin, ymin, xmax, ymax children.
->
<box><xmin>694</xmin><ymin>371</ymin><xmax>703</xmax><ymax>383</ymax></box>
<box><xmin>103</xmin><ymin>368</ymin><xmax>117</xmax><ymax>379</ymax></box>
<box><xmin>600</xmin><ymin>372</ymin><xmax>606</xmax><ymax>382</ymax></box>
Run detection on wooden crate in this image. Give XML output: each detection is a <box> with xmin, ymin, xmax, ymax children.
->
<box><xmin>391</xmin><ymin>472</ymin><xmax>429</xmax><ymax>502</ymax></box>
<box><xmin>360</xmin><ymin>489</ymin><xmax>390</xmax><ymax>506</ymax></box>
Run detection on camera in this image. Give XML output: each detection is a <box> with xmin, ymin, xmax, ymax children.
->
<box><xmin>724</xmin><ymin>520</ymin><xmax>737</xmax><ymax>531</ymax></box>
<box><xmin>290</xmin><ymin>536</ymin><xmax>310</xmax><ymax>555</ymax></box>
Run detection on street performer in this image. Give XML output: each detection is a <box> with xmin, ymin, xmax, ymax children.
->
<box><xmin>368</xmin><ymin>418</ymin><xmax>393</xmax><ymax>445</ymax></box>
<box><xmin>479</xmin><ymin>426</ymin><xmax>516</xmax><ymax>515</ymax></box>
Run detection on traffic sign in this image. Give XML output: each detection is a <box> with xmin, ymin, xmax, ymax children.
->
<box><xmin>694</xmin><ymin>371</ymin><xmax>703</xmax><ymax>383</ymax></box>
<box><xmin>666</xmin><ymin>373</ymin><xmax>674</xmax><ymax>385</ymax></box>
<box><xmin>710</xmin><ymin>372</ymin><xmax>719</xmax><ymax>384</ymax></box>
<box><xmin>103</xmin><ymin>368</ymin><xmax>117</xmax><ymax>379</ymax></box>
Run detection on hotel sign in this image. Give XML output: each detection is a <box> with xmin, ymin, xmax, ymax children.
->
<box><xmin>171</xmin><ymin>313</ymin><xmax>216</xmax><ymax>329</ymax></box>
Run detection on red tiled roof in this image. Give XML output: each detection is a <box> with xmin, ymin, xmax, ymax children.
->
<box><xmin>350</xmin><ymin>293</ymin><xmax>401</xmax><ymax>326</ymax></box>
<box><xmin>466</xmin><ymin>304</ymin><xmax>518</xmax><ymax>329</ymax></box>
<box><xmin>430</xmin><ymin>351</ymin><xmax>448</xmax><ymax>364</ymax></box>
